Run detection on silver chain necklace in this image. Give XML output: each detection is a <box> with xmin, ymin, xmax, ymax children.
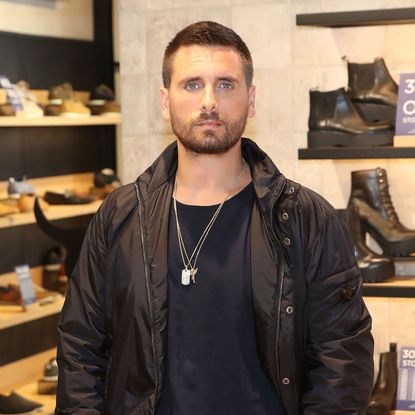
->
<box><xmin>173</xmin><ymin>159</ymin><xmax>247</xmax><ymax>286</ymax></box>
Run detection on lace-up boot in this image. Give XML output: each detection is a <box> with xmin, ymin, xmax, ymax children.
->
<box><xmin>347</xmin><ymin>57</ymin><xmax>397</xmax><ymax>125</ymax></box>
<box><xmin>338</xmin><ymin>207</ymin><xmax>394</xmax><ymax>282</ymax></box>
<box><xmin>348</xmin><ymin>168</ymin><xmax>415</xmax><ymax>256</ymax></box>
<box><xmin>366</xmin><ymin>343</ymin><xmax>398</xmax><ymax>415</ymax></box>
<box><xmin>307</xmin><ymin>88</ymin><xmax>393</xmax><ymax>148</ymax></box>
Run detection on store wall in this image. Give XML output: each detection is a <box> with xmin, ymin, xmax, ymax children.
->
<box><xmin>119</xmin><ymin>0</ymin><xmax>415</xmax><ymax>366</ymax></box>
<box><xmin>0</xmin><ymin>0</ymin><xmax>93</xmax><ymax>40</ymax></box>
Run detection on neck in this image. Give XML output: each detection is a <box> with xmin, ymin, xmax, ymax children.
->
<box><xmin>175</xmin><ymin>140</ymin><xmax>251</xmax><ymax>206</ymax></box>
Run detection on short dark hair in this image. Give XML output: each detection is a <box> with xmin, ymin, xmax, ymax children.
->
<box><xmin>162</xmin><ymin>21</ymin><xmax>253</xmax><ymax>88</ymax></box>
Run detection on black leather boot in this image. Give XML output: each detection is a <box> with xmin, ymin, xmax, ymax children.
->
<box><xmin>307</xmin><ymin>88</ymin><xmax>393</xmax><ymax>148</ymax></box>
<box><xmin>347</xmin><ymin>57</ymin><xmax>398</xmax><ymax>125</ymax></box>
<box><xmin>366</xmin><ymin>343</ymin><xmax>398</xmax><ymax>415</ymax></box>
<box><xmin>338</xmin><ymin>207</ymin><xmax>394</xmax><ymax>282</ymax></box>
<box><xmin>348</xmin><ymin>168</ymin><xmax>415</xmax><ymax>256</ymax></box>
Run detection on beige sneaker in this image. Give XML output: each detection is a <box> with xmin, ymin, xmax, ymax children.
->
<box><xmin>61</xmin><ymin>99</ymin><xmax>90</xmax><ymax>118</ymax></box>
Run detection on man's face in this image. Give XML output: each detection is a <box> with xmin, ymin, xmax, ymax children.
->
<box><xmin>160</xmin><ymin>45</ymin><xmax>256</xmax><ymax>155</ymax></box>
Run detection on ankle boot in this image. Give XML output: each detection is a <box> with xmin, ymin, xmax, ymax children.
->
<box><xmin>348</xmin><ymin>168</ymin><xmax>415</xmax><ymax>257</ymax></box>
<box><xmin>337</xmin><ymin>207</ymin><xmax>394</xmax><ymax>282</ymax></box>
<box><xmin>366</xmin><ymin>343</ymin><xmax>398</xmax><ymax>415</ymax></box>
<box><xmin>307</xmin><ymin>88</ymin><xmax>393</xmax><ymax>148</ymax></box>
<box><xmin>347</xmin><ymin>57</ymin><xmax>398</xmax><ymax>125</ymax></box>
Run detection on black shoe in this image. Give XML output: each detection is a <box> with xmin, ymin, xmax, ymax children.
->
<box><xmin>43</xmin><ymin>190</ymin><xmax>95</xmax><ymax>205</ymax></box>
<box><xmin>348</xmin><ymin>168</ymin><xmax>415</xmax><ymax>256</ymax></box>
<box><xmin>337</xmin><ymin>207</ymin><xmax>394</xmax><ymax>282</ymax></box>
<box><xmin>0</xmin><ymin>392</ymin><xmax>42</xmax><ymax>414</ymax></box>
<box><xmin>366</xmin><ymin>343</ymin><xmax>398</xmax><ymax>415</ymax></box>
<box><xmin>43</xmin><ymin>358</ymin><xmax>58</xmax><ymax>382</ymax></box>
<box><xmin>307</xmin><ymin>88</ymin><xmax>393</xmax><ymax>148</ymax></box>
<box><xmin>347</xmin><ymin>57</ymin><xmax>397</xmax><ymax>125</ymax></box>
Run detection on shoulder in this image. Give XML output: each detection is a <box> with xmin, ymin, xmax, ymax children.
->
<box><xmin>94</xmin><ymin>183</ymin><xmax>139</xmax><ymax>234</ymax></box>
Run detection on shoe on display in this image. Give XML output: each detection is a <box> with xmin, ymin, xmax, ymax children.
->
<box><xmin>337</xmin><ymin>207</ymin><xmax>394</xmax><ymax>282</ymax></box>
<box><xmin>348</xmin><ymin>168</ymin><xmax>415</xmax><ymax>257</ymax></box>
<box><xmin>43</xmin><ymin>358</ymin><xmax>58</xmax><ymax>382</ymax></box>
<box><xmin>307</xmin><ymin>88</ymin><xmax>393</xmax><ymax>148</ymax></box>
<box><xmin>0</xmin><ymin>284</ymin><xmax>21</xmax><ymax>305</ymax></box>
<box><xmin>88</xmin><ymin>84</ymin><xmax>121</xmax><ymax>116</ymax></box>
<box><xmin>15</xmin><ymin>80</ymin><xmax>44</xmax><ymax>118</ymax></box>
<box><xmin>42</xmin><ymin>245</ymin><xmax>67</xmax><ymax>293</ymax></box>
<box><xmin>47</xmin><ymin>82</ymin><xmax>90</xmax><ymax>118</ymax></box>
<box><xmin>90</xmin><ymin>168</ymin><xmax>121</xmax><ymax>199</ymax></box>
<box><xmin>0</xmin><ymin>202</ymin><xmax>19</xmax><ymax>217</ymax></box>
<box><xmin>0</xmin><ymin>391</ymin><xmax>42</xmax><ymax>414</ymax></box>
<box><xmin>346</xmin><ymin>57</ymin><xmax>398</xmax><ymax>125</ymax></box>
<box><xmin>17</xmin><ymin>195</ymin><xmax>49</xmax><ymax>213</ymax></box>
<box><xmin>43</xmin><ymin>190</ymin><xmax>95</xmax><ymax>205</ymax></box>
<box><xmin>8</xmin><ymin>177</ymin><xmax>36</xmax><ymax>199</ymax></box>
<box><xmin>0</xmin><ymin>103</ymin><xmax>15</xmax><ymax>116</ymax></box>
<box><xmin>366</xmin><ymin>343</ymin><xmax>398</xmax><ymax>415</ymax></box>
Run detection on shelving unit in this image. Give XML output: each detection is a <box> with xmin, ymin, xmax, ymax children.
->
<box><xmin>296</xmin><ymin>7</ymin><xmax>415</xmax><ymax>27</ymax></box>
<box><xmin>0</xmin><ymin>296</ymin><xmax>64</xmax><ymax>331</ymax></box>
<box><xmin>0</xmin><ymin>199</ymin><xmax>102</xmax><ymax>229</ymax></box>
<box><xmin>363</xmin><ymin>277</ymin><xmax>415</xmax><ymax>298</ymax></box>
<box><xmin>298</xmin><ymin>146</ymin><xmax>415</xmax><ymax>160</ymax></box>
<box><xmin>0</xmin><ymin>115</ymin><xmax>121</xmax><ymax>127</ymax></box>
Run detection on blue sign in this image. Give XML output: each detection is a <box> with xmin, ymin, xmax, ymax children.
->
<box><xmin>397</xmin><ymin>346</ymin><xmax>415</xmax><ymax>411</ymax></box>
<box><xmin>396</xmin><ymin>73</ymin><xmax>415</xmax><ymax>135</ymax></box>
<box><xmin>14</xmin><ymin>264</ymin><xmax>36</xmax><ymax>306</ymax></box>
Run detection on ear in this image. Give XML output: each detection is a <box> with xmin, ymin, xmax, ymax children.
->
<box><xmin>160</xmin><ymin>87</ymin><xmax>170</xmax><ymax>121</ymax></box>
<box><xmin>247</xmin><ymin>84</ymin><xmax>256</xmax><ymax>118</ymax></box>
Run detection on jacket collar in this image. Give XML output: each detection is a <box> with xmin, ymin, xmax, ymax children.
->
<box><xmin>136</xmin><ymin>137</ymin><xmax>286</xmax><ymax>215</ymax></box>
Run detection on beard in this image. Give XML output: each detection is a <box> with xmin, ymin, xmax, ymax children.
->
<box><xmin>169</xmin><ymin>109</ymin><xmax>248</xmax><ymax>155</ymax></box>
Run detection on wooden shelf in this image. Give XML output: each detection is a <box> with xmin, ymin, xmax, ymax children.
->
<box><xmin>0</xmin><ymin>199</ymin><xmax>102</xmax><ymax>229</ymax></box>
<box><xmin>298</xmin><ymin>146</ymin><xmax>415</xmax><ymax>159</ymax></box>
<box><xmin>0</xmin><ymin>296</ymin><xmax>64</xmax><ymax>331</ymax></box>
<box><xmin>0</xmin><ymin>114</ymin><xmax>121</xmax><ymax>127</ymax></box>
<box><xmin>363</xmin><ymin>277</ymin><xmax>415</xmax><ymax>298</ymax></box>
<box><xmin>296</xmin><ymin>8</ymin><xmax>415</xmax><ymax>28</ymax></box>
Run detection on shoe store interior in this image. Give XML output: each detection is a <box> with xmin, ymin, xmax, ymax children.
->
<box><xmin>1</xmin><ymin>0</ymin><xmax>415</xmax><ymax>413</ymax></box>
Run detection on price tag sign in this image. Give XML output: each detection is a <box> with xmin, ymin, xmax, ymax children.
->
<box><xmin>397</xmin><ymin>346</ymin><xmax>415</xmax><ymax>411</ymax></box>
<box><xmin>14</xmin><ymin>264</ymin><xmax>36</xmax><ymax>306</ymax></box>
<box><xmin>396</xmin><ymin>73</ymin><xmax>415</xmax><ymax>135</ymax></box>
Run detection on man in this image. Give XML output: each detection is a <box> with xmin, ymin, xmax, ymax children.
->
<box><xmin>55</xmin><ymin>21</ymin><xmax>374</xmax><ymax>414</ymax></box>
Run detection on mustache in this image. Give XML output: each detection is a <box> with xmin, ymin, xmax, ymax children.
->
<box><xmin>193</xmin><ymin>112</ymin><xmax>223</xmax><ymax>124</ymax></box>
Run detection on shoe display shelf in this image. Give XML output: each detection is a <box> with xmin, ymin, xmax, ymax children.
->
<box><xmin>296</xmin><ymin>7</ymin><xmax>415</xmax><ymax>28</ymax></box>
<box><xmin>0</xmin><ymin>173</ymin><xmax>103</xmax><ymax>229</ymax></box>
<box><xmin>298</xmin><ymin>146</ymin><xmax>415</xmax><ymax>160</ymax></box>
<box><xmin>0</xmin><ymin>88</ymin><xmax>121</xmax><ymax>127</ymax></box>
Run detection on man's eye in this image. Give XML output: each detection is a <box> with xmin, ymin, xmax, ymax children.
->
<box><xmin>219</xmin><ymin>81</ymin><xmax>233</xmax><ymax>89</ymax></box>
<box><xmin>185</xmin><ymin>82</ymin><xmax>200</xmax><ymax>90</ymax></box>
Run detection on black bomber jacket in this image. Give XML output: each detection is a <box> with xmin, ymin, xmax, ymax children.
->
<box><xmin>55</xmin><ymin>138</ymin><xmax>374</xmax><ymax>415</ymax></box>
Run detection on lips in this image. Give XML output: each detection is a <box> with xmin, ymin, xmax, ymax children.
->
<box><xmin>196</xmin><ymin>120</ymin><xmax>222</xmax><ymax>127</ymax></box>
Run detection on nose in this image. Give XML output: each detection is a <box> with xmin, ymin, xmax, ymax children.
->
<box><xmin>200</xmin><ymin>86</ymin><xmax>218</xmax><ymax>112</ymax></box>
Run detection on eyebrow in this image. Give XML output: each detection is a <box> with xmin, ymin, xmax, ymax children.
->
<box><xmin>178</xmin><ymin>76</ymin><xmax>240</xmax><ymax>86</ymax></box>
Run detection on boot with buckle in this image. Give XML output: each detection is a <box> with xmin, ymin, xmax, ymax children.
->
<box><xmin>348</xmin><ymin>168</ymin><xmax>415</xmax><ymax>256</ymax></box>
<box><xmin>337</xmin><ymin>207</ymin><xmax>394</xmax><ymax>282</ymax></box>
<box><xmin>307</xmin><ymin>88</ymin><xmax>393</xmax><ymax>148</ymax></box>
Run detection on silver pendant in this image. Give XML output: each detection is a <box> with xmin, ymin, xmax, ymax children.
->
<box><xmin>191</xmin><ymin>268</ymin><xmax>198</xmax><ymax>283</ymax></box>
<box><xmin>181</xmin><ymin>269</ymin><xmax>191</xmax><ymax>285</ymax></box>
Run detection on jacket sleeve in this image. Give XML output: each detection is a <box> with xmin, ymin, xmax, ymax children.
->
<box><xmin>301</xmin><ymin>211</ymin><xmax>374</xmax><ymax>415</ymax></box>
<box><xmin>55</xmin><ymin>204</ymin><xmax>109</xmax><ymax>414</ymax></box>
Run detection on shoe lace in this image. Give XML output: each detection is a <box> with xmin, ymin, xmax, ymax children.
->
<box><xmin>378</xmin><ymin>177</ymin><xmax>399</xmax><ymax>225</ymax></box>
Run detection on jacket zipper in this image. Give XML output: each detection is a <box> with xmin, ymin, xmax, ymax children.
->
<box><xmin>135</xmin><ymin>183</ymin><xmax>159</xmax><ymax>414</ymax></box>
<box><xmin>268</xmin><ymin>189</ymin><xmax>286</xmax><ymax>397</ymax></box>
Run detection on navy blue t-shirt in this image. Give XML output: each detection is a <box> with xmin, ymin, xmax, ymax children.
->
<box><xmin>155</xmin><ymin>183</ymin><xmax>285</xmax><ymax>415</ymax></box>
